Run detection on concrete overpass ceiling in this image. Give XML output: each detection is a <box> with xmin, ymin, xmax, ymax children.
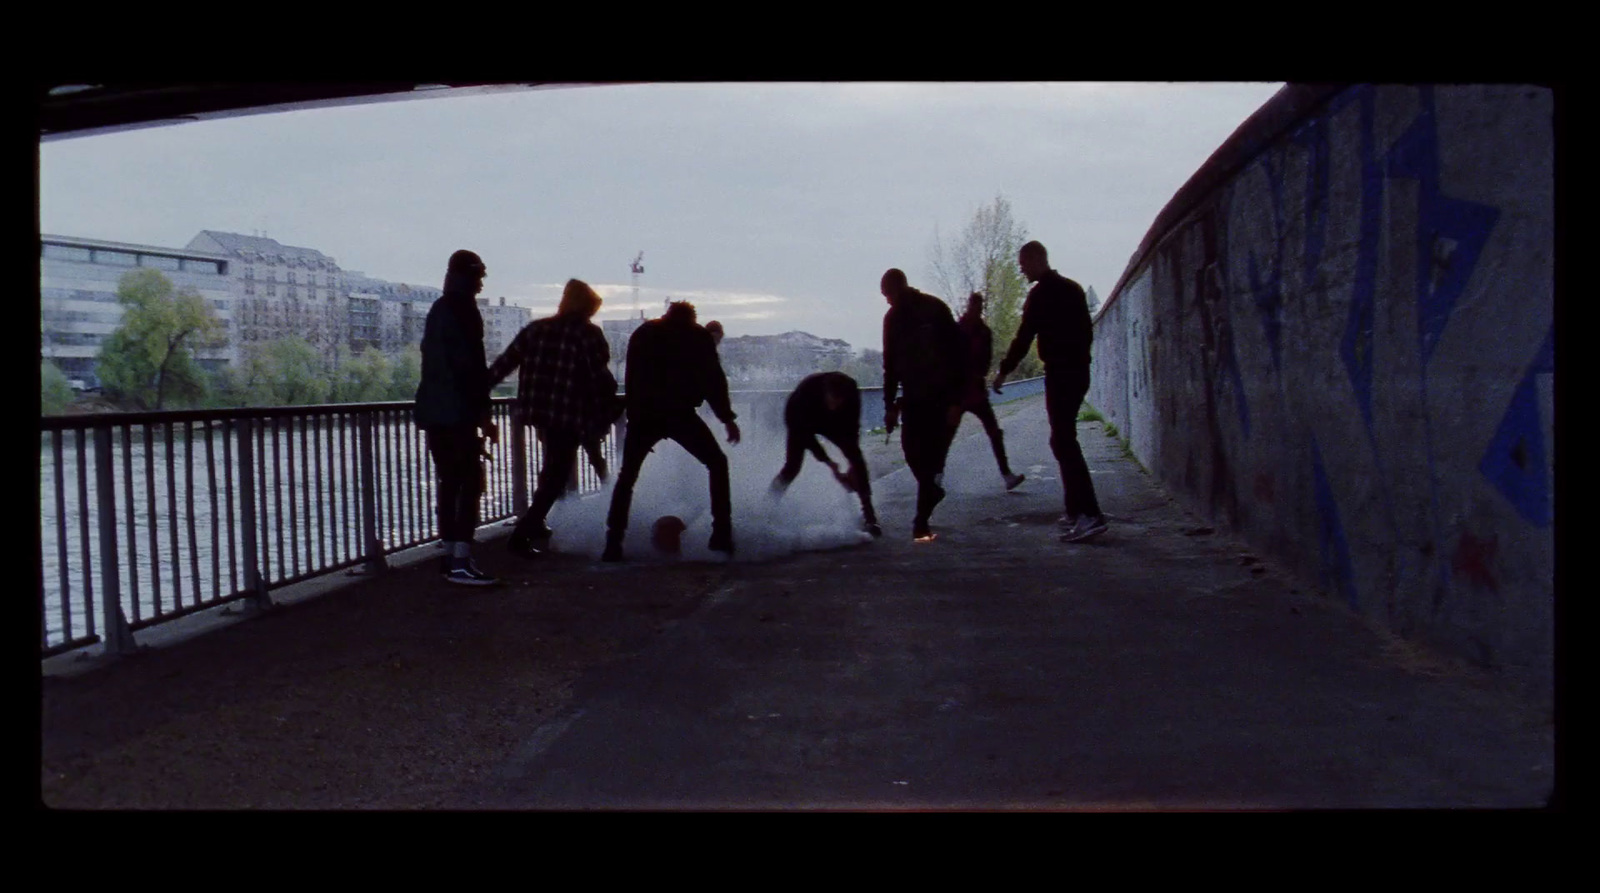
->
<box><xmin>38</xmin><ymin>82</ymin><xmax>598</xmax><ymax>142</ymax></box>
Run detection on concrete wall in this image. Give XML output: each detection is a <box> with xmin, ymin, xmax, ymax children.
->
<box><xmin>1087</xmin><ymin>84</ymin><xmax>1554</xmax><ymax>701</ymax></box>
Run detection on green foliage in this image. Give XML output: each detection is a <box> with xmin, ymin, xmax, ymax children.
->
<box><xmin>96</xmin><ymin>269</ymin><xmax>224</xmax><ymax>409</ymax></box>
<box><xmin>386</xmin><ymin>344</ymin><xmax>422</xmax><ymax>401</ymax></box>
<box><xmin>330</xmin><ymin>345</ymin><xmax>393</xmax><ymax>404</ymax></box>
<box><xmin>927</xmin><ymin>194</ymin><xmax>1041</xmax><ymax>379</ymax></box>
<box><xmin>41</xmin><ymin>360</ymin><xmax>73</xmax><ymax>415</ymax></box>
<box><xmin>1077</xmin><ymin>404</ymin><xmax>1105</xmax><ymax>423</ymax></box>
<box><xmin>251</xmin><ymin>337</ymin><xmax>331</xmax><ymax>406</ymax></box>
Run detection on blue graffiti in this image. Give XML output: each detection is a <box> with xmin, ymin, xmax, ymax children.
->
<box><xmin>1292</xmin><ymin>116</ymin><xmax>1331</xmax><ymax>285</ymax></box>
<box><xmin>1339</xmin><ymin>86</ymin><xmax>1381</xmax><ymax>434</ymax></box>
<box><xmin>1311</xmin><ymin>436</ymin><xmax>1359</xmax><ymax>611</ymax></box>
<box><xmin>1479</xmin><ymin>326</ymin><xmax>1555</xmax><ymax>527</ymax></box>
<box><xmin>1386</xmin><ymin>85</ymin><xmax>1502</xmax><ymax>367</ymax></box>
<box><xmin>1221</xmin><ymin>327</ymin><xmax>1251</xmax><ymax>439</ymax></box>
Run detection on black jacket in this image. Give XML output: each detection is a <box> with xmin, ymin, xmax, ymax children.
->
<box><xmin>414</xmin><ymin>291</ymin><xmax>490</xmax><ymax>429</ymax></box>
<box><xmin>882</xmin><ymin>288</ymin><xmax>966</xmax><ymax>409</ymax></box>
<box><xmin>624</xmin><ymin>316</ymin><xmax>737</xmax><ymax>424</ymax></box>
<box><xmin>998</xmin><ymin>269</ymin><xmax>1092</xmax><ymax>375</ymax></box>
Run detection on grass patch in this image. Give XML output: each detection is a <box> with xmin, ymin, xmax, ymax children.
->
<box><xmin>1077</xmin><ymin>405</ymin><xmax>1104</xmax><ymax>423</ymax></box>
<box><xmin>1103</xmin><ymin>422</ymin><xmax>1120</xmax><ymax>440</ymax></box>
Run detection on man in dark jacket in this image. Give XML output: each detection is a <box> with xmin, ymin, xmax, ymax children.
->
<box><xmin>880</xmin><ymin>267</ymin><xmax>966</xmax><ymax>541</ymax></box>
<box><xmin>992</xmin><ymin>240</ymin><xmax>1106</xmax><ymax>543</ymax></box>
<box><xmin>414</xmin><ymin>249</ymin><xmax>498</xmax><ymax>585</ymax></box>
<box><xmin>603</xmin><ymin>300</ymin><xmax>741</xmax><ymax>562</ymax></box>
<box><xmin>487</xmin><ymin>278</ymin><xmax>620</xmax><ymax>557</ymax></box>
<box><xmin>957</xmin><ymin>291</ymin><xmax>1026</xmax><ymax>491</ymax></box>
<box><xmin>770</xmin><ymin>371</ymin><xmax>882</xmax><ymax>537</ymax></box>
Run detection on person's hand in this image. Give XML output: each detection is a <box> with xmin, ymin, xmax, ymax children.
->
<box><xmin>991</xmin><ymin>373</ymin><xmax>1006</xmax><ymax>395</ymax></box>
<box><xmin>725</xmin><ymin>420</ymin><xmax>741</xmax><ymax>445</ymax></box>
<box><xmin>482</xmin><ymin>420</ymin><xmax>499</xmax><ymax>445</ymax></box>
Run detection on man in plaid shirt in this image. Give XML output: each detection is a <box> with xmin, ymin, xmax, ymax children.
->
<box><xmin>488</xmin><ymin>279</ymin><xmax>621</xmax><ymax>556</ymax></box>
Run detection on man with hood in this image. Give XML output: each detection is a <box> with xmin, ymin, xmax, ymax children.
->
<box><xmin>415</xmin><ymin>249</ymin><xmax>498</xmax><ymax>585</ymax></box>
<box><xmin>880</xmin><ymin>267</ymin><xmax>967</xmax><ymax>541</ymax></box>
<box><xmin>603</xmin><ymin>300</ymin><xmax>741</xmax><ymax>562</ymax></box>
<box><xmin>487</xmin><ymin>278</ymin><xmax>621</xmax><ymax>556</ymax></box>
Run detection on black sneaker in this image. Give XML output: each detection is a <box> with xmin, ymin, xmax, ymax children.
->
<box><xmin>601</xmin><ymin>538</ymin><xmax>624</xmax><ymax>563</ymax></box>
<box><xmin>1061</xmin><ymin>515</ymin><xmax>1108</xmax><ymax>543</ymax></box>
<box><xmin>912</xmin><ymin>520</ymin><xmax>935</xmax><ymax>542</ymax></box>
<box><xmin>865</xmin><ymin>521</ymin><xmax>883</xmax><ymax>538</ymax></box>
<box><xmin>507</xmin><ymin>534</ymin><xmax>543</xmax><ymax>558</ymax></box>
<box><xmin>445</xmin><ymin>562</ymin><xmax>498</xmax><ymax>586</ymax></box>
<box><xmin>708</xmin><ymin>527</ymin><xmax>734</xmax><ymax>555</ymax></box>
<box><xmin>1004</xmin><ymin>472</ymin><xmax>1026</xmax><ymax>491</ymax></box>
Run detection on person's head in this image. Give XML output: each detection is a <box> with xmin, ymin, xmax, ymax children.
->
<box><xmin>444</xmin><ymin>249</ymin><xmax>487</xmax><ymax>295</ymax></box>
<box><xmin>1018</xmin><ymin>241</ymin><xmax>1049</xmax><ymax>283</ymax></box>
<box><xmin>880</xmin><ymin>268</ymin><xmax>908</xmax><ymax>305</ymax></box>
<box><xmin>705</xmin><ymin>320</ymin><xmax>724</xmax><ymax>345</ymax></box>
<box><xmin>558</xmin><ymin>278</ymin><xmax>603</xmax><ymax>318</ymax></box>
<box><xmin>663</xmin><ymin>299</ymin><xmax>698</xmax><ymax>326</ymax></box>
<box><xmin>964</xmin><ymin>291</ymin><xmax>985</xmax><ymax>319</ymax></box>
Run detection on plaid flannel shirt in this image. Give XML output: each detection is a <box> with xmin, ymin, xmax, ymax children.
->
<box><xmin>487</xmin><ymin>314</ymin><xmax>617</xmax><ymax>436</ymax></box>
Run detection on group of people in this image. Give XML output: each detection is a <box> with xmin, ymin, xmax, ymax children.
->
<box><xmin>413</xmin><ymin>240</ymin><xmax>1106</xmax><ymax>586</ymax></box>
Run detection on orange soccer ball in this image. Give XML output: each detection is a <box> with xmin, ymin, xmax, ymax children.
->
<box><xmin>651</xmin><ymin>515</ymin><xmax>687</xmax><ymax>554</ymax></box>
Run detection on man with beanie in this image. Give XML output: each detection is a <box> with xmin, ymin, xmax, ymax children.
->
<box><xmin>415</xmin><ymin>249</ymin><xmax>499</xmax><ymax>585</ymax></box>
<box><xmin>880</xmin><ymin>268</ymin><xmax>967</xmax><ymax>541</ymax></box>
<box><xmin>487</xmin><ymin>279</ymin><xmax>620</xmax><ymax>556</ymax></box>
<box><xmin>603</xmin><ymin>300</ymin><xmax>741</xmax><ymax>562</ymax></box>
<box><xmin>992</xmin><ymin>240</ymin><xmax>1107</xmax><ymax>543</ymax></box>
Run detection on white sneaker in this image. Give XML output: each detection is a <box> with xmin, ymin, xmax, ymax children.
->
<box><xmin>1061</xmin><ymin>515</ymin><xmax>1108</xmax><ymax>543</ymax></box>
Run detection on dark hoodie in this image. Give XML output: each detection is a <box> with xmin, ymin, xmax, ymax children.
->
<box><xmin>623</xmin><ymin>303</ymin><xmax>737</xmax><ymax>425</ymax></box>
<box><xmin>413</xmin><ymin>252</ymin><xmax>491</xmax><ymax>428</ymax></box>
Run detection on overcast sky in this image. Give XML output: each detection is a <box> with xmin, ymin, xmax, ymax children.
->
<box><xmin>38</xmin><ymin>82</ymin><xmax>1283</xmax><ymax>352</ymax></box>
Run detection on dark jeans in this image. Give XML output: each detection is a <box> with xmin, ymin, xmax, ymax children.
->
<box><xmin>962</xmin><ymin>396</ymin><xmax>1014</xmax><ymax>477</ymax></box>
<box><xmin>901</xmin><ymin>396</ymin><xmax>960</xmax><ymax>525</ymax></box>
<box><xmin>1044</xmin><ymin>367</ymin><xmax>1102</xmax><ymax>519</ymax></box>
<box><xmin>776</xmin><ymin>424</ymin><xmax>878</xmax><ymax>526</ymax></box>
<box><xmin>425</xmin><ymin>425</ymin><xmax>483</xmax><ymax>543</ymax></box>
<box><xmin>606</xmin><ymin>412</ymin><xmax>731</xmax><ymax>540</ymax></box>
<box><xmin>514</xmin><ymin>428</ymin><xmax>581</xmax><ymax>538</ymax></box>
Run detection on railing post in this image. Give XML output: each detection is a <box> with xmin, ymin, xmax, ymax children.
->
<box><xmin>511</xmin><ymin>410</ymin><xmax>529</xmax><ymax>515</ymax></box>
<box><xmin>94</xmin><ymin>425</ymin><xmax>138</xmax><ymax>656</ymax></box>
<box><xmin>234</xmin><ymin>417</ymin><xmax>273</xmax><ymax>613</ymax></box>
<box><xmin>358</xmin><ymin>410</ymin><xmax>389</xmax><ymax>574</ymax></box>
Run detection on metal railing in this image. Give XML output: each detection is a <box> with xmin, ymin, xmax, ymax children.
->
<box><xmin>38</xmin><ymin>378</ymin><xmax>1042</xmax><ymax>660</ymax></box>
<box><xmin>38</xmin><ymin>398</ymin><xmax>615</xmax><ymax>659</ymax></box>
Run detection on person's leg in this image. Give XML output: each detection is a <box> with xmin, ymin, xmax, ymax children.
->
<box><xmin>901</xmin><ymin>400</ymin><xmax>946</xmax><ymax>536</ymax></box>
<box><xmin>667</xmin><ymin>413</ymin><xmax>733</xmax><ymax>552</ymax></box>
<box><xmin>1046</xmin><ymin>368</ymin><xmax>1103</xmax><ymax>522</ymax></box>
<box><xmin>603</xmin><ymin>420</ymin><xmax>662</xmax><ymax>559</ymax></box>
<box><xmin>522</xmin><ymin>430</ymin><xmax>580</xmax><ymax>535</ymax></box>
<box><xmin>429</xmin><ymin>426</ymin><xmax>494</xmax><ymax>582</ymax></box>
<box><xmin>827</xmin><ymin>430</ymin><xmax>879</xmax><ymax>532</ymax></box>
<box><xmin>971</xmin><ymin>398</ymin><xmax>1019</xmax><ymax>481</ymax></box>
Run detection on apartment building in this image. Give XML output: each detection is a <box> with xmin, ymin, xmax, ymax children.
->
<box><xmin>40</xmin><ymin>233</ymin><xmax>235</xmax><ymax>387</ymax></box>
<box><xmin>186</xmin><ymin>230</ymin><xmax>348</xmax><ymax>364</ymax></box>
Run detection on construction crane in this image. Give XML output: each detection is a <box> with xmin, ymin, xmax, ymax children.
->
<box><xmin>630</xmin><ymin>251</ymin><xmax>645</xmax><ymax>320</ymax></box>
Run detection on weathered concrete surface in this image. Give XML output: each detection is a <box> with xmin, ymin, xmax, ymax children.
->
<box><xmin>1087</xmin><ymin>85</ymin><xmax>1554</xmax><ymax>710</ymax></box>
<box><xmin>41</xmin><ymin>397</ymin><xmax>1554</xmax><ymax>810</ymax></box>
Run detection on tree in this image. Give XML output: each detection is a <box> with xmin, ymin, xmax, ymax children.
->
<box><xmin>96</xmin><ymin>269</ymin><xmax>223</xmax><ymax>409</ymax></box>
<box><xmin>331</xmin><ymin>345</ymin><xmax>393</xmax><ymax>404</ymax></box>
<box><xmin>386</xmin><ymin>344</ymin><xmax>422</xmax><ymax>401</ymax></box>
<box><xmin>926</xmin><ymin>194</ymin><xmax>1041</xmax><ymax>378</ymax></box>
<box><xmin>253</xmin><ymin>337</ymin><xmax>331</xmax><ymax>406</ymax></box>
<box><xmin>841</xmin><ymin>347</ymin><xmax>884</xmax><ymax>388</ymax></box>
<box><xmin>41</xmin><ymin>360</ymin><xmax>73</xmax><ymax>415</ymax></box>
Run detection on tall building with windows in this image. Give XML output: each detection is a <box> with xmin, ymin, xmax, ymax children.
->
<box><xmin>480</xmin><ymin>296</ymin><xmax>531</xmax><ymax>361</ymax></box>
<box><xmin>186</xmin><ymin>230</ymin><xmax>348</xmax><ymax>364</ymax></box>
<box><xmin>40</xmin><ymin>234</ymin><xmax>235</xmax><ymax>387</ymax></box>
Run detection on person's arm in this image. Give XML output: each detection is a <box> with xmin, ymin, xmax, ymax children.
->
<box><xmin>486</xmin><ymin>327</ymin><xmax>525</xmax><ymax>389</ymax></box>
<box><xmin>881</xmin><ymin>312</ymin><xmax>900</xmax><ymax>429</ymax></box>
<box><xmin>994</xmin><ymin>296</ymin><xmax>1037</xmax><ymax>389</ymax></box>
<box><xmin>702</xmin><ymin>332</ymin><xmax>738</xmax><ymax>426</ymax></box>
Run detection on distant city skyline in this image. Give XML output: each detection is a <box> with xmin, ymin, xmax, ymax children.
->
<box><xmin>39</xmin><ymin>82</ymin><xmax>1286</xmax><ymax>350</ymax></box>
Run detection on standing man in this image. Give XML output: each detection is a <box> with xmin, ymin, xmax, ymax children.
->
<box><xmin>770</xmin><ymin>371</ymin><xmax>882</xmax><ymax>537</ymax></box>
<box><xmin>415</xmin><ymin>249</ymin><xmax>499</xmax><ymax>585</ymax></box>
<box><xmin>603</xmin><ymin>300</ymin><xmax>741</xmax><ymax>562</ymax></box>
<box><xmin>957</xmin><ymin>291</ymin><xmax>1026</xmax><ymax>491</ymax></box>
<box><xmin>992</xmin><ymin>240</ymin><xmax>1107</xmax><ymax>542</ymax></box>
<box><xmin>487</xmin><ymin>279</ymin><xmax>621</xmax><ymax>557</ymax></box>
<box><xmin>880</xmin><ymin>267</ymin><xmax>967</xmax><ymax>542</ymax></box>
